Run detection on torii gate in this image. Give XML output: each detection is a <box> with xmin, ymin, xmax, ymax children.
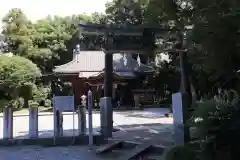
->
<box><xmin>77</xmin><ymin>21</ymin><xmax>192</xmax><ymax>144</ymax></box>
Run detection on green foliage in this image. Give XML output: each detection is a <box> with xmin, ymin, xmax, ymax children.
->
<box><xmin>105</xmin><ymin>0</ymin><xmax>148</xmax><ymax>25</ymax></box>
<box><xmin>190</xmin><ymin>0</ymin><xmax>240</xmax><ymax>89</ymax></box>
<box><xmin>32</xmin><ymin>85</ymin><xmax>51</xmax><ymax>104</ymax></box>
<box><xmin>0</xmin><ymin>55</ymin><xmax>41</xmax><ymax>109</ymax></box>
<box><xmin>1</xmin><ymin>8</ymin><xmax>35</xmax><ymax>56</ymax></box>
<box><xmin>44</xmin><ymin>99</ymin><xmax>52</xmax><ymax>107</ymax></box>
<box><xmin>0</xmin><ymin>9</ymin><xmax>98</xmax><ymax>109</ymax></box>
<box><xmin>0</xmin><ymin>55</ymin><xmax>41</xmax><ymax>94</ymax></box>
<box><xmin>1</xmin><ymin>0</ymin><xmax>240</xmax><ymax>112</ymax></box>
<box><xmin>189</xmin><ymin>90</ymin><xmax>240</xmax><ymax>159</ymax></box>
<box><xmin>0</xmin><ymin>99</ymin><xmax>10</xmax><ymax>112</ymax></box>
<box><xmin>2</xmin><ymin>97</ymin><xmax>25</xmax><ymax>111</ymax></box>
<box><xmin>165</xmin><ymin>145</ymin><xmax>197</xmax><ymax>160</ymax></box>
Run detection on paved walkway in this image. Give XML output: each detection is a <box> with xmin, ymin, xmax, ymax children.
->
<box><xmin>0</xmin><ymin>108</ymin><xmax>173</xmax><ymax>160</ymax></box>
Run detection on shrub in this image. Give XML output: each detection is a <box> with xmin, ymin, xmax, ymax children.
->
<box><xmin>165</xmin><ymin>145</ymin><xmax>197</xmax><ymax>160</ymax></box>
<box><xmin>0</xmin><ymin>55</ymin><xmax>41</xmax><ymax>110</ymax></box>
<box><xmin>44</xmin><ymin>99</ymin><xmax>52</xmax><ymax>107</ymax></box>
<box><xmin>32</xmin><ymin>85</ymin><xmax>51</xmax><ymax>105</ymax></box>
<box><xmin>189</xmin><ymin>89</ymin><xmax>240</xmax><ymax>160</ymax></box>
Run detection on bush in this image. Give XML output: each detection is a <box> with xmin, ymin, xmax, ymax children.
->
<box><xmin>0</xmin><ymin>55</ymin><xmax>41</xmax><ymax>110</ymax></box>
<box><xmin>0</xmin><ymin>99</ymin><xmax>10</xmax><ymax>112</ymax></box>
<box><xmin>0</xmin><ymin>55</ymin><xmax>41</xmax><ymax>89</ymax></box>
<box><xmin>165</xmin><ymin>145</ymin><xmax>197</xmax><ymax>160</ymax></box>
<box><xmin>44</xmin><ymin>99</ymin><xmax>52</xmax><ymax>107</ymax></box>
<box><xmin>189</xmin><ymin>89</ymin><xmax>240</xmax><ymax>160</ymax></box>
<box><xmin>32</xmin><ymin>85</ymin><xmax>51</xmax><ymax>105</ymax></box>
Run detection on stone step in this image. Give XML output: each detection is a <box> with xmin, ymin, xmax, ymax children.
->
<box><xmin>95</xmin><ymin>140</ymin><xmax>124</xmax><ymax>154</ymax></box>
<box><xmin>97</xmin><ymin>148</ymin><xmax>164</xmax><ymax>160</ymax></box>
<box><xmin>140</xmin><ymin>153</ymin><xmax>165</xmax><ymax>160</ymax></box>
<box><xmin>117</xmin><ymin>143</ymin><xmax>152</xmax><ymax>160</ymax></box>
<box><xmin>97</xmin><ymin>147</ymin><xmax>134</xmax><ymax>159</ymax></box>
<box><xmin>96</xmin><ymin>140</ymin><xmax>165</xmax><ymax>160</ymax></box>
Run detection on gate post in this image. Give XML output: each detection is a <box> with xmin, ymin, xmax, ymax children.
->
<box><xmin>54</xmin><ymin>110</ymin><xmax>63</xmax><ymax>137</ymax></box>
<box><xmin>100</xmin><ymin>51</ymin><xmax>113</xmax><ymax>138</ymax></box>
<box><xmin>29</xmin><ymin>105</ymin><xmax>38</xmax><ymax>138</ymax></box>
<box><xmin>100</xmin><ymin>97</ymin><xmax>113</xmax><ymax>138</ymax></box>
<box><xmin>3</xmin><ymin>107</ymin><xmax>13</xmax><ymax>139</ymax></box>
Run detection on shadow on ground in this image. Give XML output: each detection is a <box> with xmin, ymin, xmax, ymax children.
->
<box><xmin>38</xmin><ymin>107</ymin><xmax>171</xmax><ymax>113</ymax></box>
<box><xmin>112</xmin><ymin>123</ymin><xmax>173</xmax><ymax>147</ymax></box>
<box><xmin>0</xmin><ymin>123</ymin><xmax>173</xmax><ymax>148</ymax></box>
<box><xmin>116</xmin><ymin>108</ymin><xmax>170</xmax><ymax>119</ymax></box>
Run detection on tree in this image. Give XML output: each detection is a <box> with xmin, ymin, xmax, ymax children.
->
<box><xmin>91</xmin><ymin>12</ymin><xmax>107</xmax><ymax>24</ymax></box>
<box><xmin>105</xmin><ymin>0</ymin><xmax>148</xmax><ymax>25</ymax></box>
<box><xmin>0</xmin><ymin>8</ymin><xmax>106</xmax><ymax>108</ymax></box>
<box><xmin>191</xmin><ymin>0</ymin><xmax>240</xmax><ymax>88</ymax></box>
<box><xmin>0</xmin><ymin>34</ymin><xmax>8</xmax><ymax>53</ymax></box>
<box><xmin>1</xmin><ymin>8</ymin><xmax>35</xmax><ymax>57</ymax></box>
<box><xmin>104</xmin><ymin>0</ymin><xmax>184</xmax><ymax>99</ymax></box>
<box><xmin>0</xmin><ymin>55</ymin><xmax>41</xmax><ymax>109</ymax></box>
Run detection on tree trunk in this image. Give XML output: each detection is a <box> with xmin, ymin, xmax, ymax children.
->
<box><xmin>189</xmin><ymin>76</ymin><xmax>198</xmax><ymax>108</ymax></box>
<box><xmin>24</xmin><ymin>98</ymin><xmax>29</xmax><ymax>108</ymax></box>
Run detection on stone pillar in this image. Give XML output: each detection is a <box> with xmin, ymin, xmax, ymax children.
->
<box><xmin>78</xmin><ymin>95</ymin><xmax>86</xmax><ymax>135</ymax></box>
<box><xmin>179</xmin><ymin>51</ymin><xmax>192</xmax><ymax>104</ymax></box>
<box><xmin>104</xmin><ymin>53</ymin><xmax>113</xmax><ymax>97</ymax></box>
<box><xmin>29</xmin><ymin>106</ymin><xmax>38</xmax><ymax>138</ymax></box>
<box><xmin>172</xmin><ymin>92</ymin><xmax>190</xmax><ymax>145</ymax></box>
<box><xmin>3</xmin><ymin>107</ymin><xmax>13</xmax><ymax>139</ymax></box>
<box><xmin>100</xmin><ymin>52</ymin><xmax>113</xmax><ymax>138</ymax></box>
<box><xmin>100</xmin><ymin>97</ymin><xmax>112</xmax><ymax>138</ymax></box>
<box><xmin>54</xmin><ymin>110</ymin><xmax>63</xmax><ymax>137</ymax></box>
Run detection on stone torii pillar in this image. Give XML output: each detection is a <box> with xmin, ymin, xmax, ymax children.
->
<box><xmin>77</xmin><ymin>21</ymin><xmax>162</xmax><ymax>139</ymax></box>
<box><xmin>172</xmin><ymin>32</ymin><xmax>191</xmax><ymax>145</ymax></box>
<box><xmin>100</xmin><ymin>51</ymin><xmax>113</xmax><ymax>138</ymax></box>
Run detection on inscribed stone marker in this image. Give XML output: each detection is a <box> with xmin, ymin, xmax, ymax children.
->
<box><xmin>172</xmin><ymin>92</ymin><xmax>189</xmax><ymax>145</ymax></box>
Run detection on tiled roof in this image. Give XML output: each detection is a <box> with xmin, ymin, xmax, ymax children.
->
<box><xmin>53</xmin><ymin>50</ymin><xmax>154</xmax><ymax>78</ymax></box>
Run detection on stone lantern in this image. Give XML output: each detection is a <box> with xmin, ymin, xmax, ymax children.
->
<box><xmin>78</xmin><ymin>94</ymin><xmax>87</xmax><ymax>134</ymax></box>
<box><xmin>134</xmin><ymin>93</ymin><xmax>141</xmax><ymax>108</ymax></box>
<box><xmin>81</xmin><ymin>94</ymin><xmax>87</xmax><ymax>107</ymax></box>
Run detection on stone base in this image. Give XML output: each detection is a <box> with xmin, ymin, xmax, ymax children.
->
<box><xmin>100</xmin><ymin>97</ymin><xmax>113</xmax><ymax>138</ymax></box>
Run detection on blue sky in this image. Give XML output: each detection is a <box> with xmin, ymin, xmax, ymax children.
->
<box><xmin>0</xmin><ymin>0</ymin><xmax>109</xmax><ymax>29</ymax></box>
